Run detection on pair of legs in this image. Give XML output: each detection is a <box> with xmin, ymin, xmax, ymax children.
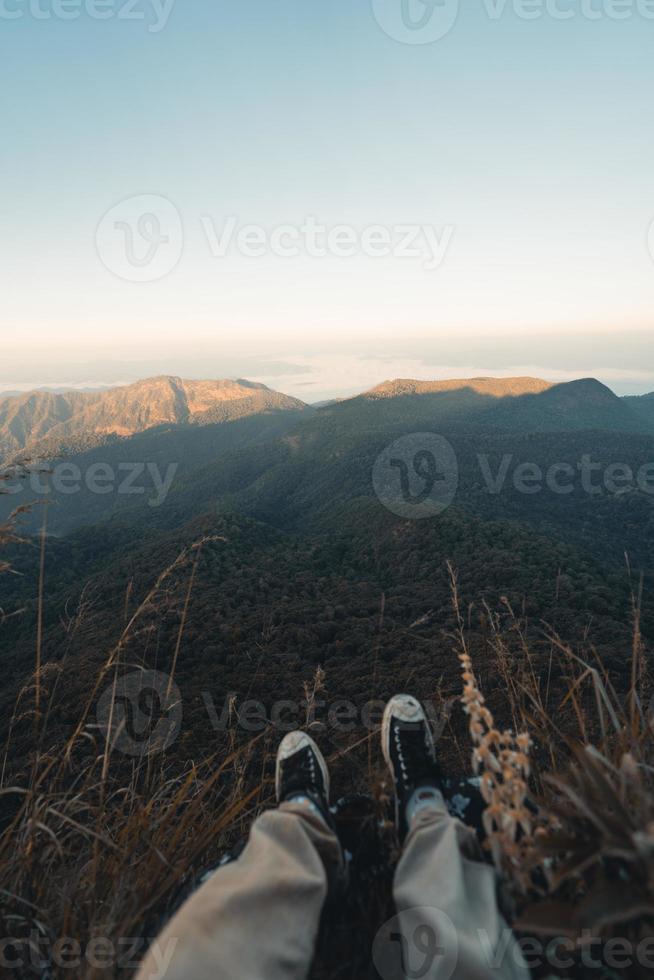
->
<box><xmin>137</xmin><ymin>696</ymin><xmax>530</xmax><ymax>980</ymax></box>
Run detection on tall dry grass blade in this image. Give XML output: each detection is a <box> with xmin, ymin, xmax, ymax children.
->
<box><xmin>34</xmin><ymin>501</ymin><xmax>48</xmax><ymax>741</ymax></box>
<box><xmin>167</xmin><ymin>541</ymin><xmax>203</xmax><ymax>700</ymax></box>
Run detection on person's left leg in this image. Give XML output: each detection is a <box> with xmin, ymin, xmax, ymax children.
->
<box><xmin>382</xmin><ymin>695</ymin><xmax>531</xmax><ymax>980</ymax></box>
<box><xmin>136</xmin><ymin>732</ymin><xmax>343</xmax><ymax>980</ymax></box>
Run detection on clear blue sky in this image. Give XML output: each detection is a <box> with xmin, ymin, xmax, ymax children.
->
<box><xmin>1</xmin><ymin>0</ymin><xmax>653</xmax><ymax>399</ymax></box>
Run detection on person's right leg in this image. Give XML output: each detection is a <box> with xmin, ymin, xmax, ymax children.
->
<box><xmin>136</xmin><ymin>731</ymin><xmax>342</xmax><ymax>980</ymax></box>
<box><xmin>382</xmin><ymin>695</ymin><xmax>530</xmax><ymax>980</ymax></box>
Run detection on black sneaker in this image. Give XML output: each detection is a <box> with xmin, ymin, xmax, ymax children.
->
<box><xmin>275</xmin><ymin>731</ymin><xmax>332</xmax><ymax>823</ymax></box>
<box><xmin>382</xmin><ymin>694</ymin><xmax>442</xmax><ymax>839</ymax></box>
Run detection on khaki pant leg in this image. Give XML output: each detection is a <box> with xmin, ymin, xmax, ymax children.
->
<box><xmin>391</xmin><ymin>804</ymin><xmax>530</xmax><ymax>980</ymax></box>
<box><xmin>136</xmin><ymin>803</ymin><xmax>341</xmax><ymax>980</ymax></box>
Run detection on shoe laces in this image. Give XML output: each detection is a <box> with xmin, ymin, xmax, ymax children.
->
<box><xmin>284</xmin><ymin>747</ymin><xmax>321</xmax><ymax>796</ymax></box>
<box><xmin>393</xmin><ymin>722</ymin><xmax>433</xmax><ymax>791</ymax></box>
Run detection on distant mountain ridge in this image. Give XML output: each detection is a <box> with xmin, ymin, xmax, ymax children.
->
<box><xmin>480</xmin><ymin>377</ymin><xmax>644</xmax><ymax>432</ymax></box>
<box><xmin>361</xmin><ymin>376</ymin><xmax>553</xmax><ymax>400</ymax></box>
<box><xmin>624</xmin><ymin>392</ymin><xmax>654</xmax><ymax>428</ymax></box>
<box><xmin>0</xmin><ymin>376</ymin><xmax>309</xmax><ymax>462</ymax></box>
<box><xmin>2</xmin><ymin>372</ymin><xmax>654</xmax><ymax>540</ymax></box>
<box><xmin>318</xmin><ymin>375</ymin><xmax>651</xmax><ymax>434</ymax></box>
<box><xmin>3</xmin><ymin>372</ymin><xmax>653</xmax><ymax>472</ymax></box>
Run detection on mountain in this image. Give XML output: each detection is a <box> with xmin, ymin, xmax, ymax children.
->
<box><xmin>362</xmin><ymin>376</ymin><xmax>552</xmax><ymax>400</ymax></box>
<box><xmin>2</xmin><ymin>369</ymin><xmax>653</xmax><ymax>724</ymax></box>
<box><xmin>5</xmin><ymin>373</ymin><xmax>654</xmax><ymax>540</ymax></box>
<box><xmin>3</xmin><ymin>376</ymin><xmax>647</xmax><ymax>471</ymax></box>
<box><xmin>319</xmin><ymin>376</ymin><xmax>551</xmax><ymax>429</ymax></box>
<box><xmin>313</xmin><ymin>376</ymin><xmax>649</xmax><ymax>435</ymax></box>
<box><xmin>0</xmin><ymin>376</ymin><xmax>309</xmax><ymax>463</ymax></box>
<box><xmin>624</xmin><ymin>392</ymin><xmax>654</xmax><ymax>428</ymax></box>
<box><xmin>482</xmin><ymin>378</ymin><xmax>645</xmax><ymax>432</ymax></box>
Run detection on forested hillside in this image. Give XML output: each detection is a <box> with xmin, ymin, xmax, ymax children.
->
<box><xmin>2</xmin><ymin>375</ymin><xmax>653</xmax><ymax>761</ymax></box>
<box><xmin>1</xmin><ymin>375</ymin><xmax>654</xmax><ymax>979</ymax></box>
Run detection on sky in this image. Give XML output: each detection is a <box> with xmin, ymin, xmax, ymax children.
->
<box><xmin>1</xmin><ymin>0</ymin><xmax>653</xmax><ymax>401</ymax></box>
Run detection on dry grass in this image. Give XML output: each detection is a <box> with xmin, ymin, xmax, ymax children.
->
<box><xmin>449</xmin><ymin>564</ymin><xmax>534</xmax><ymax>885</ymax></box>
<box><xmin>0</xmin><ymin>531</ymin><xmax>265</xmax><ymax>977</ymax></box>
<box><xmin>1</xmin><ymin>529</ymin><xmax>653</xmax><ymax>978</ymax></box>
<box><xmin>447</xmin><ymin>563</ymin><xmax>654</xmax><ymax>977</ymax></box>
